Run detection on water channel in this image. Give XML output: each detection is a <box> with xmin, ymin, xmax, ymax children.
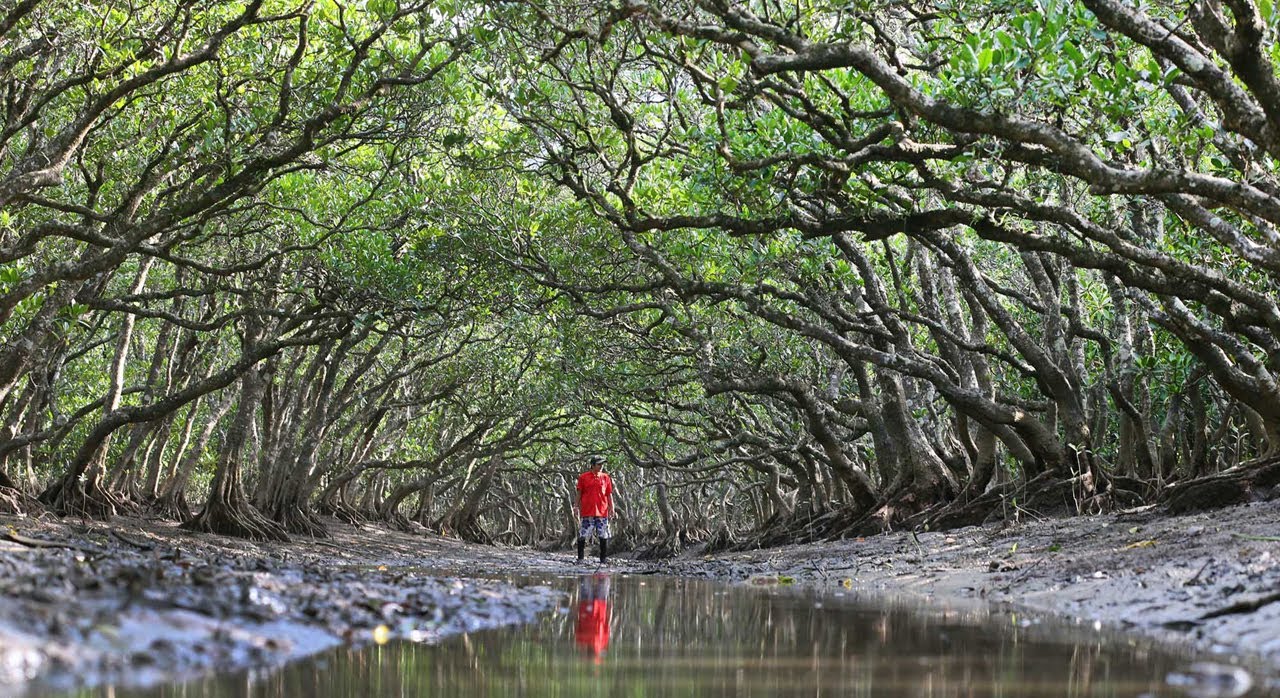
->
<box><xmin>42</xmin><ymin>572</ymin><xmax>1278</xmax><ymax>697</ymax></box>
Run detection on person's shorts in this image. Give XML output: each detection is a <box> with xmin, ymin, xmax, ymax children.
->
<box><xmin>579</xmin><ymin>516</ymin><xmax>611</xmax><ymax>540</ymax></box>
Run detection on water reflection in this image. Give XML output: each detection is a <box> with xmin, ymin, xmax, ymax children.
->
<box><xmin>574</xmin><ymin>573</ymin><xmax>611</xmax><ymax>662</ymax></box>
<box><xmin>43</xmin><ymin>573</ymin><xmax>1277</xmax><ymax>697</ymax></box>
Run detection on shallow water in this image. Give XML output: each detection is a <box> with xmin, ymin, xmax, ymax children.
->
<box><xmin>41</xmin><ymin>572</ymin><xmax>1278</xmax><ymax>697</ymax></box>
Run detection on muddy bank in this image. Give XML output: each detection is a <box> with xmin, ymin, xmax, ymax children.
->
<box><xmin>0</xmin><ymin>514</ymin><xmax>582</xmax><ymax>695</ymax></box>
<box><xmin>3</xmin><ymin>501</ymin><xmax>1277</xmax><ymax>694</ymax></box>
<box><xmin>670</xmin><ymin>499</ymin><xmax>1280</xmax><ymax>672</ymax></box>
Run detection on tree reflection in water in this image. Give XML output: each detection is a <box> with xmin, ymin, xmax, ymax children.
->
<box><xmin>51</xmin><ymin>574</ymin><xmax>1263</xmax><ymax>697</ymax></box>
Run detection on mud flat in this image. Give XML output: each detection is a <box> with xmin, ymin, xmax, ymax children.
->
<box><xmin>669</xmin><ymin>499</ymin><xmax>1280</xmax><ymax>675</ymax></box>
<box><xmin>0</xmin><ymin>514</ymin><xmax>575</xmax><ymax>694</ymax></box>
<box><xmin>3</xmin><ymin>500</ymin><xmax>1278</xmax><ymax>694</ymax></box>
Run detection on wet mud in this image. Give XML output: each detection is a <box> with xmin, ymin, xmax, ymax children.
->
<box><xmin>2</xmin><ymin>499</ymin><xmax>1277</xmax><ymax>694</ymax></box>
<box><xmin>0</xmin><ymin>514</ymin><xmax>579</xmax><ymax>694</ymax></box>
<box><xmin>666</xmin><ymin>499</ymin><xmax>1280</xmax><ymax>673</ymax></box>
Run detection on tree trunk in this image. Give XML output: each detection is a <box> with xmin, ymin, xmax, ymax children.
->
<box><xmin>874</xmin><ymin>369</ymin><xmax>957</xmax><ymax>523</ymax></box>
<box><xmin>439</xmin><ymin>455</ymin><xmax>502</xmax><ymax>543</ymax></box>
<box><xmin>182</xmin><ymin>362</ymin><xmax>288</xmax><ymax>541</ymax></box>
<box><xmin>152</xmin><ymin>390</ymin><xmax>236</xmax><ymax>521</ymax></box>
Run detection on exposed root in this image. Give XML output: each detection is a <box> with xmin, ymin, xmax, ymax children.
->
<box><xmin>713</xmin><ymin>509</ymin><xmax>843</xmax><ymax>552</ymax></box>
<box><xmin>314</xmin><ymin>500</ymin><xmax>366</xmax><ymax>526</ymax></box>
<box><xmin>917</xmin><ymin>470</ymin><xmax>1141</xmax><ymax>532</ymax></box>
<box><xmin>917</xmin><ymin>474</ymin><xmax>1061</xmax><ymax>531</ymax></box>
<box><xmin>534</xmin><ymin>528</ymin><xmax>579</xmax><ymax>552</ymax></box>
<box><xmin>703</xmin><ymin>469</ymin><xmax>1149</xmax><ymax>548</ymax></box>
<box><xmin>702</xmin><ymin>526</ymin><xmax>733</xmax><ymax>551</ymax></box>
<box><xmin>0</xmin><ymin>486</ymin><xmax>41</xmax><ymax>515</ymax></box>
<box><xmin>1164</xmin><ymin>457</ymin><xmax>1280</xmax><ymax>514</ymax></box>
<box><xmin>270</xmin><ymin>504</ymin><xmax>331</xmax><ymax>539</ymax></box>
<box><xmin>3</xmin><ymin>529</ymin><xmax>104</xmax><ymax>554</ymax></box>
<box><xmin>108</xmin><ymin>492</ymin><xmax>144</xmax><ymax>517</ymax></box>
<box><xmin>631</xmin><ymin>535</ymin><xmax>682</xmax><ymax>560</ymax></box>
<box><xmin>43</xmin><ymin>478</ymin><xmax>121</xmax><ymax>519</ymax></box>
<box><xmin>148</xmin><ymin>490</ymin><xmax>193</xmax><ymax>522</ymax></box>
<box><xmin>181</xmin><ymin>497</ymin><xmax>290</xmax><ymax>542</ymax></box>
<box><xmin>918</xmin><ymin>484</ymin><xmax>1013</xmax><ymax>531</ymax></box>
<box><xmin>384</xmin><ymin>513</ymin><xmax>416</xmax><ymax>533</ymax></box>
<box><xmin>605</xmin><ymin>532</ymin><xmax>634</xmax><ymax>554</ymax></box>
<box><xmin>861</xmin><ymin>486</ymin><xmax>949</xmax><ymax>535</ymax></box>
<box><xmin>631</xmin><ymin>518</ymin><xmax>729</xmax><ymax>557</ymax></box>
<box><xmin>808</xmin><ymin>477</ymin><xmax>956</xmax><ymax>540</ymax></box>
<box><xmin>454</xmin><ymin>517</ymin><xmax>493</xmax><ymax>545</ymax></box>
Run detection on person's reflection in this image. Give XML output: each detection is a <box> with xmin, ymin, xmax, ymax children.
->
<box><xmin>575</xmin><ymin>573</ymin><xmax>611</xmax><ymax>662</ymax></box>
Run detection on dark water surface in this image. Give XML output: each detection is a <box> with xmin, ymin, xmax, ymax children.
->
<box><xmin>47</xmin><ymin>572</ymin><xmax>1276</xmax><ymax>697</ymax></box>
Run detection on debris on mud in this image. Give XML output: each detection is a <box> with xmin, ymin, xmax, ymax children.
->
<box><xmin>668</xmin><ymin>499</ymin><xmax>1280</xmax><ymax>672</ymax></box>
<box><xmin>3</xmin><ymin>500</ymin><xmax>1278</xmax><ymax>694</ymax></box>
<box><xmin>0</xmin><ymin>514</ymin><xmax>569</xmax><ymax>694</ymax></box>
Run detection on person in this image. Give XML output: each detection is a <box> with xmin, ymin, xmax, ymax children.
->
<box><xmin>574</xmin><ymin>573</ymin><xmax>611</xmax><ymax>661</ymax></box>
<box><xmin>575</xmin><ymin>454</ymin><xmax>614</xmax><ymax>563</ymax></box>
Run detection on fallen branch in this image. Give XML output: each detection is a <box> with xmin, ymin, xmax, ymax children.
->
<box><xmin>109</xmin><ymin>530</ymin><xmax>156</xmax><ymax>550</ymax></box>
<box><xmin>1231</xmin><ymin>533</ymin><xmax>1280</xmax><ymax>543</ymax></box>
<box><xmin>1200</xmin><ymin>590</ymin><xmax>1280</xmax><ymax>620</ymax></box>
<box><xmin>1184</xmin><ymin>558</ymin><xmax>1213</xmax><ymax>587</ymax></box>
<box><xmin>4</xmin><ymin>529</ymin><xmax>105</xmax><ymax>554</ymax></box>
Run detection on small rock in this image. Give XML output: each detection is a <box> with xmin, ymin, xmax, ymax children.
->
<box><xmin>1165</xmin><ymin>662</ymin><xmax>1252</xmax><ymax>698</ymax></box>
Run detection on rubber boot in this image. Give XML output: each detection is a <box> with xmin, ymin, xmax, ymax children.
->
<box><xmin>599</xmin><ymin>538</ymin><xmax>608</xmax><ymax>564</ymax></box>
<box><xmin>577</xmin><ymin>538</ymin><xmax>585</xmax><ymax>561</ymax></box>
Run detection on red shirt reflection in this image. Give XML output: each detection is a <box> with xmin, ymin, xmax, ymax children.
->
<box><xmin>575</xmin><ymin>574</ymin><xmax>611</xmax><ymax>660</ymax></box>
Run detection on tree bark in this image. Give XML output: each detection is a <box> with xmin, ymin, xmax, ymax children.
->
<box><xmin>182</xmin><ymin>361</ymin><xmax>288</xmax><ymax>542</ymax></box>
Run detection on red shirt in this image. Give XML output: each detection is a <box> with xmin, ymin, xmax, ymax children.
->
<box><xmin>577</xmin><ymin>471</ymin><xmax>613</xmax><ymax>517</ymax></box>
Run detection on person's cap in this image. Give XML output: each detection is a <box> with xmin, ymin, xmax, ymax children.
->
<box><xmin>588</xmin><ymin>455</ymin><xmax>606</xmax><ymax>465</ymax></box>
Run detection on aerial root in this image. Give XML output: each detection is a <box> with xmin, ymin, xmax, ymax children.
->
<box><xmin>1164</xmin><ymin>457</ymin><xmax>1280</xmax><ymax>514</ymax></box>
<box><xmin>182</xmin><ymin>497</ymin><xmax>290</xmax><ymax>542</ymax></box>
